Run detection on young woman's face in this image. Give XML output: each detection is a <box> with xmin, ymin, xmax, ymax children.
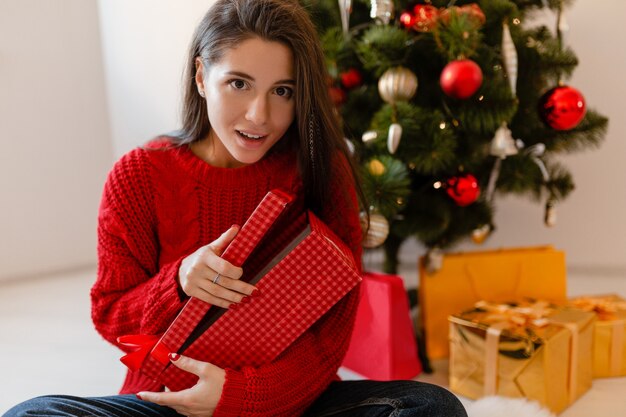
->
<box><xmin>196</xmin><ymin>37</ymin><xmax>296</xmax><ymax>168</ymax></box>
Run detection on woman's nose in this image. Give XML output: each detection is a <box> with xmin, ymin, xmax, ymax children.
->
<box><xmin>245</xmin><ymin>95</ymin><xmax>269</xmax><ymax>125</ymax></box>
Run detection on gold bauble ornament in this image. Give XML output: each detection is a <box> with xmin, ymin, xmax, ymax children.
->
<box><xmin>360</xmin><ymin>212</ymin><xmax>390</xmax><ymax>248</ymax></box>
<box><xmin>378</xmin><ymin>66</ymin><xmax>418</xmax><ymax>104</ymax></box>
<box><xmin>367</xmin><ymin>159</ymin><xmax>386</xmax><ymax>176</ymax></box>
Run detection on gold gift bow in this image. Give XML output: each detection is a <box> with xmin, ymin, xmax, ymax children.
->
<box><xmin>570</xmin><ymin>296</ymin><xmax>626</xmax><ymax>320</ymax></box>
<box><xmin>476</xmin><ymin>301</ymin><xmax>578</xmax><ymax>403</ymax></box>
<box><xmin>571</xmin><ymin>296</ymin><xmax>626</xmax><ymax>376</ymax></box>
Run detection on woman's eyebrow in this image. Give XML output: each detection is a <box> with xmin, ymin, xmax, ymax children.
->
<box><xmin>225</xmin><ymin>70</ymin><xmax>295</xmax><ymax>85</ymax></box>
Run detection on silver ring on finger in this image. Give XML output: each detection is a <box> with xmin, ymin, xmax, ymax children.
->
<box><xmin>212</xmin><ymin>273</ymin><xmax>221</xmax><ymax>285</ymax></box>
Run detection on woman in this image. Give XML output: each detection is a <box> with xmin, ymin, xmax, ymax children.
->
<box><xmin>4</xmin><ymin>1</ymin><xmax>467</xmax><ymax>416</ymax></box>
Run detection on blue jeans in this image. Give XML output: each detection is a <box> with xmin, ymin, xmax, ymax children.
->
<box><xmin>4</xmin><ymin>380</ymin><xmax>467</xmax><ymax>417</ymax></box>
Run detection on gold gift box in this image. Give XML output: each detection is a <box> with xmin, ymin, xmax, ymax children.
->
<box><xmin>449</xmin><ymin>302</ymin><xmax>595</xmax><ymax>414</ymax></box>
<box><xmin>570</xmin><ymin>294</ymin><xmax>626</xmax><ymax>378</ymax></box>
<box><xmin>419</xmin><ymin>246</ymin><xmax>567</xmax><ymax>359</ymax></box>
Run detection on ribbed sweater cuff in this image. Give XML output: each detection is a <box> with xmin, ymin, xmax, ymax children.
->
<box><xmin>213</xmin><ymin>369</ymin><xmax>247</xmax><ymax>417</ymax></box>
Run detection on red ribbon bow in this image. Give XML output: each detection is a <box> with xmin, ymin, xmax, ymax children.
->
<box><xmin>117</xmin><ymin>334</ymin><xmax>172</xmax><ymax>371</ymax></box>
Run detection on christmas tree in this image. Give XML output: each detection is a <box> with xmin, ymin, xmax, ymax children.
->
<box><xmin>302</xmin><ymin>0</ymin><xmax>608</xmax><ymax>273</ymax></box>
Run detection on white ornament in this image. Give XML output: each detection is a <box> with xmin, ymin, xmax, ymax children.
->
<box><xmin>338</xmin><ymin>0</ymin><xmax>352</xmax><ymax>34</ymax></box>
<box><xmin>502</xmin><ymin>22</ymin><xmax>518</xmax><ymax>95</ymax></box>
<box><xmin>345</xmin><ymin>138</ymin><xmax>355</xmax><ymax>154</ymax></box>
<box><xmin>370</xmin><ymin>0</ymin><xmax>394</xmax><ymax>25</ymax></box>
<box><xmin>486</xmin><ymin>122</ymin><xmax>519</xmax><ymax>202</ymax></box>
<box><xmin>362</xmin><ymin>130</ymin><xmax>378</xmax><ymax>143</ymax></box>
<box><xmin>387</xmin><ymin>123</ymin><xmax>402</xmax><ymax>154</ymax></box>
<box><xmin>490</xmin><ymin>122</ymin><xmax>518</xmax><ymax>159</ymax></box>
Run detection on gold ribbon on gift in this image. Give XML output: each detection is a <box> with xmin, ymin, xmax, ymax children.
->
<box><xmin>547</xmin><ymin>320</ymin><xmax>579</xmax><ymax>403</ymax></box>
<box><xmin>484</xmin><ymin>321</ymin><xmax>508</xmax><ymax>395</ymax></box>
<box><xmin>478</xmin><ymin>300</ymin><xmax>579</xmax><ymax>401</ymax></box>
<box><xmin>571</xmin><ymin>296</ymin><xmax>626</xmax><ymax>376</ymax></box>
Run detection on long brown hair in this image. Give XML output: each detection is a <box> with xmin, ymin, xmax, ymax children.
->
<box><xmin>171</xmin><ymin>0</ymin><xmax>367</xmax><ymax>217</ymax></box>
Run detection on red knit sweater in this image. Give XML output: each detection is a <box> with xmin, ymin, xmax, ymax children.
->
<box><xmin>91</xmin><ymin>137</ymin><xmax>363</xmax><ymax>417</ymax></box>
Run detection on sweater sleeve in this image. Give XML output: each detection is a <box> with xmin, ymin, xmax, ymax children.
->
<box><xmin>91</xmin><ymin>149</ymin><xmax>187</xmax><ymax>345</ymax></box>
<box><xmin>213</xmin><ymin>153</ymin><xmax>363</xmax><ymax>417</ymax></box>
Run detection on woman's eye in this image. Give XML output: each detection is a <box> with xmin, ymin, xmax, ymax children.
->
<box><xmin>229</xmin><ymin>79</ymin><xmax>247</xmax><ymax>90</ymax></box>
<box><xmin>275</xmin><ymin>86</ymin><xmax>293</xmax><ymax>98</ymax></box>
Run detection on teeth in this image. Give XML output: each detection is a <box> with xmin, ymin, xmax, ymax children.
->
<box><xmin>238</xmin><ymin>130</ymin><xmax>263</xmax><ymax>139</ymax></box>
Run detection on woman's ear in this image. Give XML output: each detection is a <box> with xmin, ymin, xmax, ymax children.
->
<box><xmin>195</xmin><ymin>57</ymin><xmax>206</xmax><ymax>95</ymax></box>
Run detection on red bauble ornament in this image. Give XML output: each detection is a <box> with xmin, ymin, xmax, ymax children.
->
<box><xmin>400</xmin><ymin>12</ymin><xmax>416</xmax><ymax>29</ymax></box>
<box><xmin>340</xmin><ymin>68</ymin><xmax>363</xmax><ymax>90</ymax></box>
<box><xmin>412</xmin><ymin>5</ymin><xmax>439</xmax><ymax>32</ymax></box>
<box><xmin>538</xmin><ymin>85</ymin><xmax>586</xmax><ymax>131</ymax></box>
<box><xmin>328</xmin><ymin>86</ymin><xmax>347</xmax><ymax>106</ymax></box>
<box><xmin>446</xmin><ymin>174</ymin><xmax>480</xmax><ymax>206</ymax></box>
<box><xmin>440</xmin><ymin>59</ymin><xmax>483</xmax><ymax>99</ymax></box>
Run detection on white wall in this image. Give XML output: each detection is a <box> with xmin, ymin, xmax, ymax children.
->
<box><xmin>97</xmin><ymin>0</ymin><xmax>217</xmax><ymax>157</ymax></box>
<box><xmin>0</xmin><ymin>0</ymin><xmax>113</xmax><ymax>281</ymax></box>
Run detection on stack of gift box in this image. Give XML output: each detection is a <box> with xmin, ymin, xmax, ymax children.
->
<box><xmin>419</xmin><ymin>246</ymin><xmax>626</xmax><ymax>414</ymax></box>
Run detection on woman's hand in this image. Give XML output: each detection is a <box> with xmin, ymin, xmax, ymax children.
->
<box><xmin>178</xmin><ymin>225</ymin><xmax>258</xmax><ymax>308</ymax></box>
<box><xmin>137</xmin><ymin>353</ymin><xmax>225</xmax><ymax>417</ymax></box>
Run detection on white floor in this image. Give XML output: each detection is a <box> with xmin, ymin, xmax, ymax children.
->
<box><xmin>1</xmin><ymin>267</ymin><xmax>626</xmax><ymax>415</ymax></box>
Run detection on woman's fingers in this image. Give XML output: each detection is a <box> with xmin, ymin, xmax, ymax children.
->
<box><xmin>214</xmin><ymin>274</ymin><xmax>257</xmax><ymax>296</ymax></box>
<box><xmin>179</xmin><ymin>224</ymin><xmax>259</xmax><ymax>304</ymax></box>
<box><xmin>203</xmin><ymin>254</ymin><xmax>243</xmax><ymax>281</ymax></box>
<box><xmin>195</xmin><ymin>276</ymin><xmax>256</xmax><ymax>303</ymax></box>
<box><xmin>207</xmin><ymin>225</ymin><xmax>240</xmax><ymax>256</ymax></box>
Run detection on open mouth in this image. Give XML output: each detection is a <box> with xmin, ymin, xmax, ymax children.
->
<box><xmin>236</xmin><ymin>130</ymin><xmax>267</xmax><ymax>141</ymax></box>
